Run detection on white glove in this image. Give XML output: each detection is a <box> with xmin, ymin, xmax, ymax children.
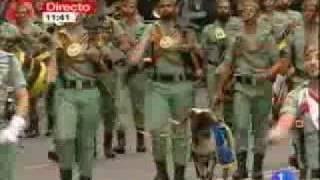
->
<box><xmin>0</xmin><ymin>115</ymin><xmax>26</xmax><ymax>144</ymax></box>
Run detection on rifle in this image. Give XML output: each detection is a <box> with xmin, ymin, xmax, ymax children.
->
<box><xmin>176</xmin><ymin>0</ymin><xmax>203</xmax><ymax>76</ymax></box>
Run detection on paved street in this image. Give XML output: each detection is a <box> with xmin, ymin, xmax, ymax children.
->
<box><xmin>15</xmin><ymin>133</ymin><xmax>295</xmax><ymax>180</ymax></box>
<box><xmin>15</xmin><ymin>88</ymin><xmax>298</xmax><ymax>180</ymax></box>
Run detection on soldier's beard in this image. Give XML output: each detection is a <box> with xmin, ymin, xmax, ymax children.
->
<box><xmin>217</xmin><ymin>14</ymin><xmax>230</xmax><ymax>23</ymax></box>
<box><xmin>160</xmin><ymin>13</ymin><xmax>175</xmax><ymax>20</ymax></box>
<box><xmin>278</xmin><ymin>4</ymin><xmax>289</xmax><ymax>11</ymax></box>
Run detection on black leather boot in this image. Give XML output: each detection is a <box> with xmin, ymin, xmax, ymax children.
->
<box><xmin>113</xmin><ymin>130</ymin><xmax>126</xmax><ymax>154</ymax></box>
<box><xmin>48</xmin><ymin>151</ymin><xmax>59</xmax><ymax>162</ymax></box>
<box><xmin>154</xmin><ymin>161</ymin><xmax>169</xmax><ymax>180</ymax></box>
<box><xmin>233</xmin><ymin>151</ymin><xmax>248</xmax><ymax>180</ymax></box>
<box><xmin>252</xmin><ymin>153</ymin><xmax>265</xmax><ymax>180</ymax></box>
<box><xmin>60</xmin><ymin>169</ymin><xmax>72</xmax><ymax>180</ymax></box>
<box><xmin>79</xmin><ymin>176</ymin><xmax>91</xmax><ymax>180</ymax></box>
<box><xmin>174</xmin><ymin>164</ymin><xmax>186</xmax><ymax>180</ymax></box>
<box><xmin>104</xmin><ymin>131</ymin><xmax>116</xmax><ymax>158</ymax></box>
<box><xmin>136</xmin><ymin>128</ymin><xmax>146</xmax><ymax>153</ymax></box>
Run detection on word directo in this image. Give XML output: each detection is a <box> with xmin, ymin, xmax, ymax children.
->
<box><xmin>41</xmin><ymin>1</ymin><xmax>96</xmax><ymax>14</ymax></box>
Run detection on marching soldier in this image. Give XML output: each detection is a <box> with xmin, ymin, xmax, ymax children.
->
<box><xmin>96</xmin><ymin>12</ymin><xmax>130</xmax><ymax>159</ymax></box>
<box><xmin>112</xmin><ymin>0</ymin><xmax>147</xmax><ymax>154</ymax></box>
<box><xmin>201</xmin><ymin>0</ymin><xmax>241</xmax><ymax>129</ymax></box>
<box><xmin>0</xmin><ymin>49</ymin><xmax>29</xmax><ymax>180</ymax></box>
<box><xmin>275</xmin><ymin>0</ymin><xmax>304</xmax><ymax>89</ymax></box>
<box><xmin>53</xmin><ymin>16</ymin><xmax>109</xmax><ymax>180</ymax></box>
<box><xmin>14</xmin><ymin>3</ymin><xmax>54</xmax><ymax>138</ymax></box>
<box><xmin>214</xmin><ymin>0</ymin><xmax>288</xmax><ymax>179</ymax></box>
<box><xmin>269</xmin><ymin>47</ymin><xmax>319</xmax><ymax>179</ymax></box>
<box><xmin>130</xmin><ymin>0</ymin><xmax>202</xmax><ymax>179</ymax></box>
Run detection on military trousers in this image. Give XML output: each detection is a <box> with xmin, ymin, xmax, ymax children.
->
<box><xmin>97</xmin><ymin>73</ymin><xmax>116</xmax><ymax>132</ymax></box>
<box><xmin>54</xmin><ymin>86</ymin><xmax>101</xmax><ymax>178</ymax></box>
<box><xmin>113</xmin><ymin>67</ymin><xmax>134</xmax><ymax>132</ymax></box>
<box><xmin>207</xmin><ymin>65</ymin><xmax>234</xmax><ymax>129</ymax></box>
<box><xmin>128</xmin><ymin>72</ymin><xmax>147</xmax><ymax>130</ymax></box>
<box><xmin>233</xmin><ymin>90</ymin><xmax>271</xmax><ymax>154</ymax></box>
<box><xmin>145</xmin><ymin>80</ymin><xmax>193</xmax><ymax>166</ymax></box>
<box><xmin>0</xmin><ymin>142</ymin><xmax>16</xmax><ymax>180</ymax></box>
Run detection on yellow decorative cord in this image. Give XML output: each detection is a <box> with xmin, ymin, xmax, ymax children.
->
<box><xmin>34</xmin><ymin>51</ymin><xmax>50</xmax><ymax>62</ymax></box>
<box><xmin>30</xmin><ymin>62</ymin><xmax>48</xmax><ymax>96</ymax></box>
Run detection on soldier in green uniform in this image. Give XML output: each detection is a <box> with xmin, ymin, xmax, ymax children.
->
<box><xmin>269</xmin><ymin>47</ymin><xmax>319</xmax><ymax>179</ymax></box>
<box><xmin>111</xmin><ymin>0</ymin><xmax>147</xmax><ymax>154</ymax></box>
<box><xmin>53</xmin><ymin>16</ymin><xmax>109</xmax><ymax>180</ymax></box>
<box><xmin>97</xmin><ymin>14</ymin><xmax>130</xmax><ymax>159</ymax></box>
<box><xmin>129</xmin><ymin>0</ymin><xmax>202</xmax><ymax>179</ymax></box>
<box><xmin>14</xmin><ymin>3</ymin><xmax>52</xmax><ymax>138</ymax></box>
<box><xmin>0</xmin><ymin>48</ymin><xmax>29</xmax><ymax>180</ymax></box>
<box><xmin>274</xmin><ymin>0</ymin><xmax>305</xmax><ymax>88</ymax></box>
<box><xmin>214</xmin><ymin>1</ymin><xmax>288</xmax><ymax>179</ymax></box>
<box><xmin>201</xmin><ymin>0</ymin><xmax>241</xmax><ymax>129</ymax></box>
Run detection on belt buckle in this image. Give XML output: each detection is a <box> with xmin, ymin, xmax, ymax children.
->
<box><xmin>76</xmin><ymin>80</ymin><xmax>82</xmax><ymax>90</ymax></box>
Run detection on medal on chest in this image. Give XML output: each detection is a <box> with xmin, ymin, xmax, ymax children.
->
<box><xmin>159</xmin><ymin>36</ymin><xmax>175</xmax><ymax>49</ymax></box>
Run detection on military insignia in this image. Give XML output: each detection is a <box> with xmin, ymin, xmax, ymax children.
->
<box><xmin>215</xmin><ymin>27</ymin><xmax>226</xmax><ymax>40</ymax></box>
<box><xmin>159</xmin><ymin>36</ymin><xmax>174</xmax><ymax>49</ymax></box>
<box><xmin>67</xmin><ymin>43</ymin><xmax>83</xmax><ymax>58</ymax></box>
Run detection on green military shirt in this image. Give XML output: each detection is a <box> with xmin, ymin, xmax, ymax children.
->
<box><xmin>224</xmin><ymin>18</ymin><xmax>278</xmax><ymax>97</ymax></box>
<box><xmin>148</xmin><ymin>21</ymin><xmax>199</xmax><ymax>75</ymax></box>
<box><xmin>119</xmin><ymin>15</ymin><xmax>145</xmax><ymax>43</ymax></box>
<box><xmin>0</xmin><ymin>51</ymin><xmax>27</xmax><ymax>127</ymax></box>
<box><xmin>103</xmin><ymin>16</ymin><xmax>126</xmax><ymax>44</ymax></box>
<box><xmin>259</xmin><ymin>11</ymin><xmax>289</xmax><ymax>41</ymax></box>
<box><xmin>201</xmin><ymin>16</ymin><xmax>241</xmax><ymax>66</ymax></box>
<box><xmin>119</xmin><ymin>15</ymin><xmax>146</xmax><ymax>69</ymax></box>
<box><xmin>280</xmin><ymin>82</ymin><xmax>319</xmax><ymax>170</ymax></box>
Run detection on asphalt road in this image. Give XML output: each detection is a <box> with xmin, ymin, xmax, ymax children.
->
<box><xmin>16</xmin><ymin>136</ymin><xmax>295</xmax><ymax>180</ymax></box>
<box><xmin>15</xmin><ymin>88</ymin><xmax>298</xmax><ymax>180</ymax></box>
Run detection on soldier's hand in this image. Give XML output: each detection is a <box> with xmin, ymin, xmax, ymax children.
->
<box><xmin>212</xmin><ymin>91</ymin><xmax>224</xmax><ymax>107</ymax></box>
<box><xmin>195</xmin><ymin>68</ymin><xmax>203</xmax><ymax>79</ymax></box>
<box><xmin>143</xmin><ymin>57</ymin><xmax>152</xmax><ymax>63</ymax></box>
<box><xmin>85</xmin><ymin>46</ymin><xmax>101</xmax><ymax>63</ymax></box>
<box><xmin>0</xmin><ymin>116</ymin><xmax>26</xmax><ymax>144</ymax></box>
<box><xmin>256</xmin><ymin>68</ymin><xmax>272</xmax><ymax>81</ymax></box>
<box><xmin>267</xmin><ymin>126</ymin><xmax>288</xmax><ymax>145</ymax></box>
